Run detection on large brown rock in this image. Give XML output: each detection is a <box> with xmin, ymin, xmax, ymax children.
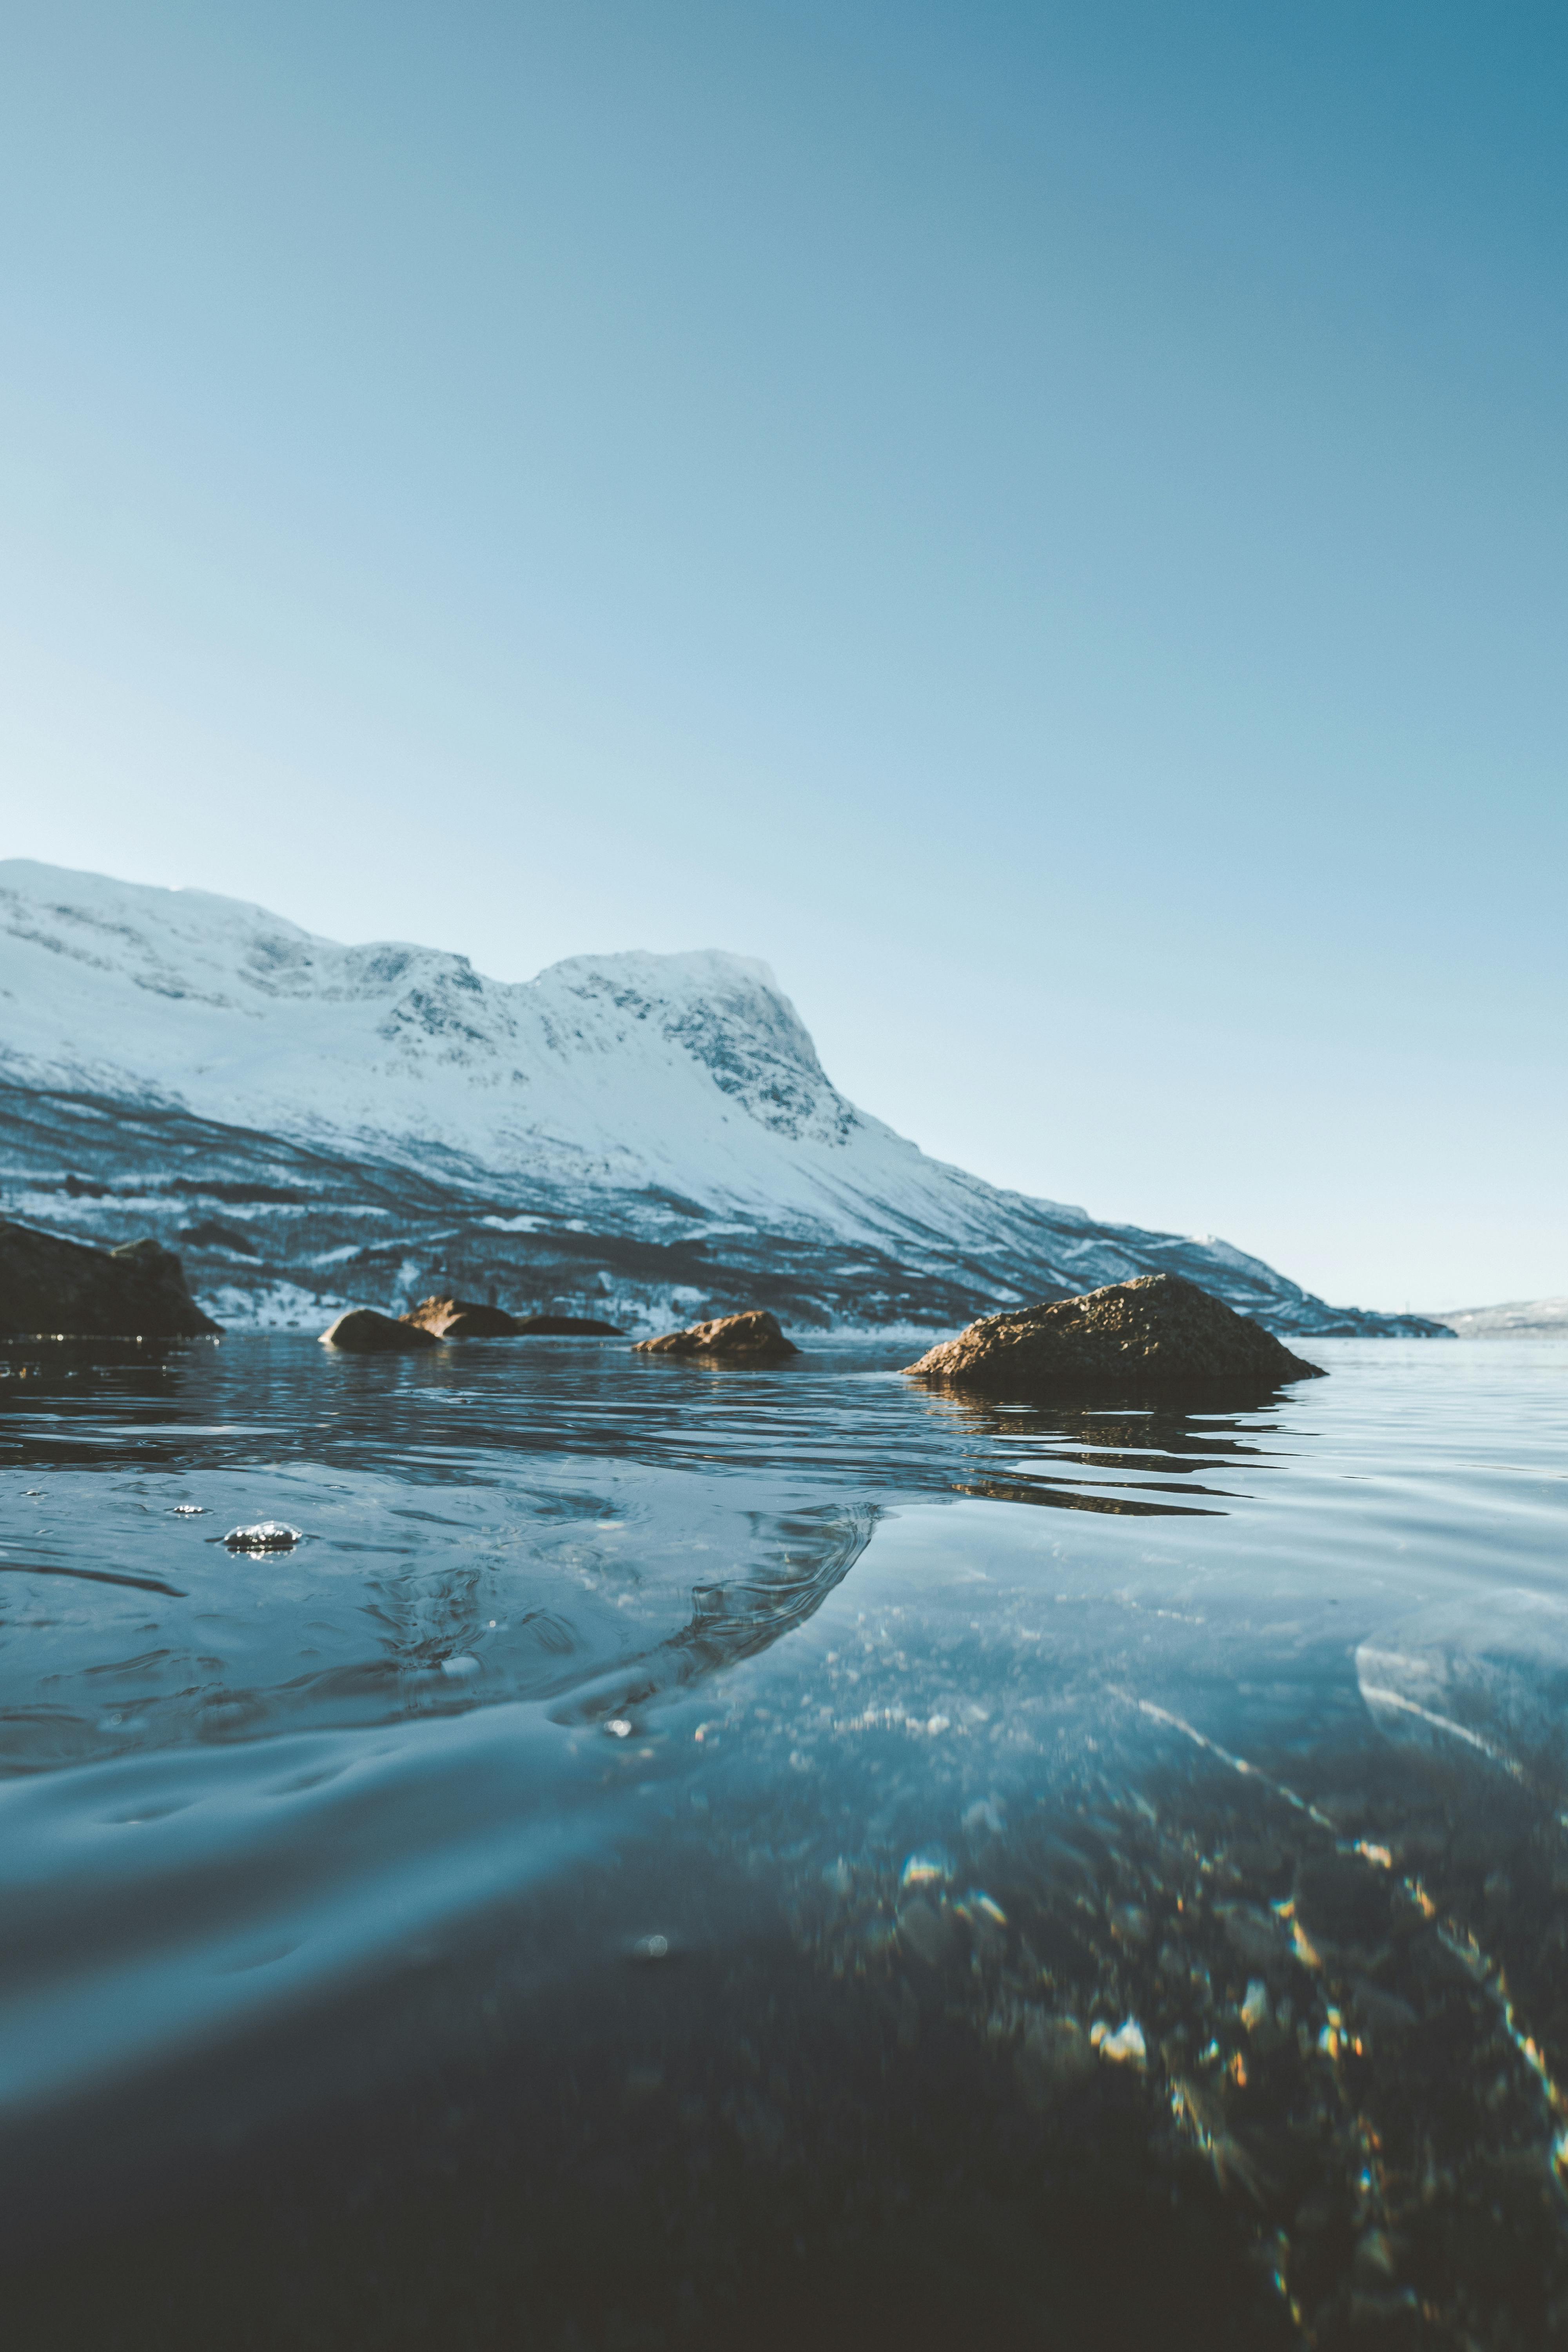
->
<box><xmin>402</xmin><ymin>1296</ymin><xmax>623</xmax><ymax>1338</ymax></box>
<box><xmin>633</xmin><ymin>1310</ymin><xmax>798</xmax><ymax>1364</ymax></box>
<box><xmin>903</xmin><ymin>1274</ymin><xmax>1323</xmax><ymax>1403</ymax></box>
<box><xmin>320</xmin><ymin>1307</ymin><xmax>440</xmax><ymax>1352</ymax></box>
<box><xmin>0</xmin><ymin>1220</ymin><xmax>220</xmax><ymax>1338</ymax></box>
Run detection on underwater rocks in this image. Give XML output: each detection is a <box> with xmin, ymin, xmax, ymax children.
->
<box><xmin>633</xmin><ymin>1309</ymin><xmax>798</xmax><ymax>1363</ymax></box>
<box><xmin>904</xmin><ymin>1273</ymin><xmax>1322</xmax><ymax>1403</ymax></box>
<box><xmin>319</xmin><ymin>1307</ymin><xmax>440</xmax><ymax>1352</ymax></box>
<box><xmin>0</xmin><ymin>1219</ymin><xmax>220</xmax><ymax>1338</ymax></box>
<box><xmin>402</xmin><ymin>1296</ymin><xmax>623</xmax><ymax>1338</ymax></box>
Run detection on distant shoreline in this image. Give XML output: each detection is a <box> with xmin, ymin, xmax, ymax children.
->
<box><xmin>1427</xmin><ymin>1298</ymin><xmax>1568</xmax><ymax>1341</ymax></box>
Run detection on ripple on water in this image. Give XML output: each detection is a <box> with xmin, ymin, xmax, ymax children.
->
<box><xmin>0</xmin><ymin>1333</ymin><xmax>1564</xmax><ymax>2343</ymax></box>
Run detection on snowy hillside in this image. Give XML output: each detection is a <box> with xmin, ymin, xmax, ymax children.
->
<box><xmin>0</xmin><ymin>861</ymin><xmax>1443</xmax><ymax>1337</ymax></box>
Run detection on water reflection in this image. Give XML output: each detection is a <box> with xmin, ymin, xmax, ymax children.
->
<box><xmin>916</xmin><ymin>1388</ymin><xmax>1280</xmax><ymax>1512</ymax></box>
<box><xmin>3</xmin><ymin>1339</ymin><xmax>1294</xmax><ymax>1773</ymax></box>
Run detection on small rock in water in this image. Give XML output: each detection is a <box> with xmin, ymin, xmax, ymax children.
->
<box><xmin>1092</xmin><ymin>2017</ymin><xmax>1147</xmax><ymax>2067</ymax></box>
<box><xmin>903</xmin><ymin>1272</ymin><xmax>1322</xmax><ymax>1403</ymax></box>
<box><xmin>897</xmin><ymin>1896</ymin><xmax>956</xmax><ymax>1969</ymax></box>
<box><xmin>402</xmin><ymin>1295</ymin><xmax>624</xmax><ymax>1338</ymax></box>
<box><xmin>632</xmin><ymin>1310</ymin><xmax>797</xmax><ymax>1364</ymax></box>
<box><xmin>224</xmin><ymin>1521</ymin><xmax>302</xmax><ymax>1553</ymax></box>
<box><xmin>173</xmin><ymin>1504</ymin><xmax>205</xmax><ymax>1517</ymax></box>
<box><xmin>319</xmin><ymin>1307</ymin><xmax>441</xmax><ymax>1353</ymax></box>
<box><xmin>1240</xmin><ymin>1979</ymin><xmax>1271</xmax><ymax>2033</ymax></box>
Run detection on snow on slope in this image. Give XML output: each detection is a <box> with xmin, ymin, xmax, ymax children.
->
<box><xmin>0</xmin><ymin>860</ymin><xmax>1003</xmax><ymax>1234</ymax></box>
<box><xmin>0</xmin><ymin>858</ymin><xmax>1107</xmax><ymax>1251</ymax></box>
<box><xmin>0</xmin><ymin>861</ymin><xmax>1436</xmax><ymax>1334</ymax></box>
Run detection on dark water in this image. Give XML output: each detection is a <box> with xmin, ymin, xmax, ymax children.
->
<box><xmin>2</xmin><ymin>1334</ymin><xmax>1566</xmax><ymax>2348</ymax></box>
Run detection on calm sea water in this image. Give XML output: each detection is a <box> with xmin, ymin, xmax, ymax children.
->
<box><xmin>2</xmin><ymin>1333</ymin><xmax>1566</xmax><ymax>2348</ymax></box>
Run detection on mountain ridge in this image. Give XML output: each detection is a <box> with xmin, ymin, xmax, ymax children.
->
<box><xmin>0</xmin><ymin>860</ymin><xmax>1446</xmax><ymax>1339</ymax></box>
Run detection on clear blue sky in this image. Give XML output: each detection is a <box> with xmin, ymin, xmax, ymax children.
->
<box><xmin>3</xmin><ymin>2</ymin><xmax>1564</xmax><ymax>1311</ymax></box>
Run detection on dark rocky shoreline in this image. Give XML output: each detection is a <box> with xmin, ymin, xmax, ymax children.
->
<box><xmin>0</xmin><ymin>1219</ymin><xmax>218</xmax><ymax>1339</ymax></box>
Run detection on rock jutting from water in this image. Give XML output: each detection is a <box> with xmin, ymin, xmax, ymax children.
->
<box><xmin>403</xmin><ymin>1296</ymin><xmax>523</xmax><ymax>1338</ymax></box>
<box><xmin>903</xmin><ymin>1272</ymin><xmax>1323</xmax><ymax>1402</ymax></box>
<box><xmin>0</xmin><ymin>1219</ymin><xmax>220</xmax><ymax>1338</ymax></box>
<box><xmin>633</xmin><ymin>1309</ymin><xmax>799</xmax><ymax>1363</ymax></box>
<box><xmin>319</xmin><ymin>1307</ymin><xmax>441</xmax><ymax>1352</ymax></box>
<box><xmin>401</xmin><ymin>1297</ymin><xmax>624</xmax><ymax>1338</ymax></box>
<box><xmin>510</xmin><ymin>1313</ymin><xmax>625</xmax><ymax>1336</ymax></box>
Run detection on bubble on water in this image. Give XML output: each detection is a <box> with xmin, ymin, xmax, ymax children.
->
<box><xmin>440</xmin><ymin>1654</ymin><xmax>481</xmax><ymax>1679</ymax></box>
<box><xmin>632</xmin><ymin>1933</ymin><xmax>670</xmax><ymax>1962</ymax></box>
<box><xmin>605</xmin><ymin>1718</ymin><xmax>633</xmax><ymax>1739</ymax></box>
<box><xmin>900</xmin><ymin>1848</ymin><xmax>953</xmax><ymax>1890</ymax></box>
<box><xmin>224</xmin><ymin>1522</ymin><xmax>302</xmax><ymax>1553</ymax></box>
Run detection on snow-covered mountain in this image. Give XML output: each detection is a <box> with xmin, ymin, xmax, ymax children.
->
<box><xmin>0</xmin><ymin>861</ymin><xmax>1443</xmax><ymax>1337</ymax></box>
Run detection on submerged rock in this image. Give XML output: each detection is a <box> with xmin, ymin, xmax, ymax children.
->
<box><xmin>402</xmin><ymin>1297</ymin><xmax>624</xmax><ymax>1338</ymax></box>
<box><xmin>319</xmin><ymin>1307</ymin><xmax>441</xmax><ymax>1352</ymax></box>
<box><xmin>903</xmin><ymin>1273</ymin><xmax>1322</xmax><ymax>1403</ymax></box>
<box><xmin>633</xmin><ymin>1309</ymin><xmax>798</xmax><ymax>1364</ymax></box>
<box><xmin>0</xmin><ymin>1220</ymin><xmax>220</xmax><ymax>1338</ymax></box>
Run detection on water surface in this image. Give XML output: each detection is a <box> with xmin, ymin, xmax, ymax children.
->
<box><xmin>2</xmin><ymin>1334</ymin><xmax>1565</xmax><ymax>2347</ymax></box>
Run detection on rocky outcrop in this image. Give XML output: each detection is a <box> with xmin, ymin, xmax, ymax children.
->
<box><xmin>0</xmin><ymin>1220</ymin><xmax>220</xmax><ymax>1338</ymax></box>
<box><xmin>403</xmin><ymin>1296</ymin><xmax>522</xmax><ymax>1339</ymax></box>
<box><xmin>633</xmin><ymin>1309</ymin><xmax>798</xmax><ymax>1363</ymax></box>
<box><xmin>402</xmin><ymin>1296</ymin><xmax>624</xmax><ymax>1338</ymax></box>
<box><xmin>320</xmin><ymin>1307</ymin><xmax>440</xmax><ymax>1352</ymax></box>
<box><xmin>904</xmin><ymin>1274</ymin><xmax>1323</xmax><ymax>1403</ymax></box>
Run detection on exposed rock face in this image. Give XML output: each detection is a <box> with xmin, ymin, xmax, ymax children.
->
<box><xmin>320</xmin><ymin>1307</ymin><xmax>441</xmax><ymax>1352</ymax></box>
<box><xmin>402</xmin><ymin>1297</ymin><xmax>625</xmax><ymax>1338</ymax></box>
<box><xmin>903</xmin><ymin>1274</ymin><xmax>1323</xmax><ymax>1403</ymax></box>
<box><xmin>0</xmin><ymin>1220</ymin><xmax>220</xmax><ymax>1337</ymax></box>
<box><xmin>633</xmin><ymin>1310</ymin><xmax>798</xmax><ymax>1363</ymax></box>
